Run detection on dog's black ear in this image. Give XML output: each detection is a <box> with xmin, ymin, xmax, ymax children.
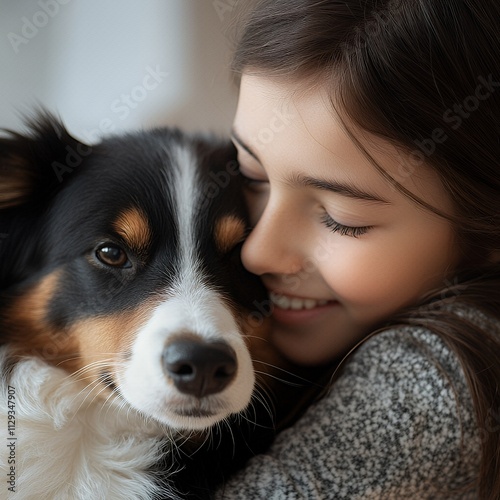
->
<box><xmin>0</xmin><ymin>111</ymin><xmax>91</xmax><ymax>209</ymax></box>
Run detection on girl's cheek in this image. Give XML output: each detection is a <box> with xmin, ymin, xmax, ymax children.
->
<box><xmin>323</xmin><ymin>235</ymin><xmax>454</xmax><ymax>309</ymax></box>
<box><xmin>321</xmin><ymin>245</ymin><xmax>411</xmax><ymax>304</ymax></box>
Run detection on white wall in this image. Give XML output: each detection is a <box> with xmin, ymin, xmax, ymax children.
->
<box><xmin>0</xmin><ymin>0</ymin><xmax>243</xmax><ymax>142</ymax></box>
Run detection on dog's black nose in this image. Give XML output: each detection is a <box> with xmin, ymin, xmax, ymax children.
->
<box><xmin>163</xmin><ymin>340</ymin><xmax>237</xmax><ymax>398</ymax></box>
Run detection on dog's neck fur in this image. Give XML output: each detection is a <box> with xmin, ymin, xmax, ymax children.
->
<box><xmin>0</xmin><ymin>347</ymin><xmax>181</xmax><ymax>500</ymax></box>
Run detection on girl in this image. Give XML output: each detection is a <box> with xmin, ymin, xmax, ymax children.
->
<box><xmin>218</xmin><ymin>1</ymin><xmax>500</xmax><ymax>498</ymax></box>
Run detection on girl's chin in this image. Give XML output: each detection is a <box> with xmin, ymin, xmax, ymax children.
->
<box><xmin>270</xmin><ymin>328</ymin><xmax>337</xmax><ymax>367</ymax></box>
<box><xmin>269</xmin><ymin>303</ymin><xmax>372</xmax><ymax>366</ymax></box>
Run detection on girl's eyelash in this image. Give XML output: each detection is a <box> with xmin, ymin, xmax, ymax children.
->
<box><xmin>320</xmin><ymin>213</ymin><xmax>371</xmax><ymax>238</ymax></box>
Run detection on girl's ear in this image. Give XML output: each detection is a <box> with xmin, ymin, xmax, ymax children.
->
<box><xmin>0</xmin><ymin>112</ymin><xmax>92</xmax><ymax>209</ymax></box>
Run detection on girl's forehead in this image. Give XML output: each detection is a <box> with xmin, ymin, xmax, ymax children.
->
<box><xmin>234</xmin><ymin>73</ymin><xmax>455</xmax><ymax>217</ymax></box>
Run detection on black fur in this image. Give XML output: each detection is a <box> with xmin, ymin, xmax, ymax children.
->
<box><xmin>0</xmin><ymin>113</ymin><xmax>276</xmax><ymax>498</ymax></box>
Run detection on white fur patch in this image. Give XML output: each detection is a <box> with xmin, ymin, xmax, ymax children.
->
<box><xmin>118</xmin><ymin>143</ymin><xmax>255</xmax><ymax>430</ymax></box>
<box><xmin>0</xmin><ymin>347</ymin><xmax>179</xmax><ymax>500</ymax></box>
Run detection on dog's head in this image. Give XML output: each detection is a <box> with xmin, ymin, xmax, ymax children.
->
<box><xmin>0</xmin><ymin>113</ymin><xmax>269</xmax><ymax>430</ymax></box>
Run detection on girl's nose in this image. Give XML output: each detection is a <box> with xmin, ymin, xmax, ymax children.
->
<box><xmin>241</xmin><ymin>202</ymin><xmax>303</xmax><ymax>277</ymax></box>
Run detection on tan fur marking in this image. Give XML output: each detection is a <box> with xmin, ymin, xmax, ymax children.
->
<box><xmin>65</xmin><ymin>300</ymin><xmax>160</xmax><ymax>397</ymax></box>
<box><xmin>5</xmin><ymin>271</ymin><xmax>60</xmax><ymax>332</ymax></box>
<box><xmin>0</xmin><ymin>163</ymin><xmax>34</xmax><ymax>208</ymax></box>
<box><xmin>214</xmin><ymin>215</ymin><xmax>246</xmax><ymax>253</ymax></box>
<box><xmin>113</xmin><ymin>207</ymin><xmax>151</xmax><ymax>254</ymax></box>
<box><xmin>5</xmin><ymin>270</ymin><xmax>157</xmax><ymax>384</ymax></box>
<box><xmin>4</xmin><ymin>270</ymin><xmax>82</xmax><ymax>369</ymax></box>
<box><xmin>73</xmin><ymin>306</ymin><xmax>154</xmax><ymax>374</ymax></box>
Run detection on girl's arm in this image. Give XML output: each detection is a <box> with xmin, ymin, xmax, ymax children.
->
<box><xmin>217</xmin><ymin>326</ymin><xmax>480</xmax><ymax>499</ymax></box>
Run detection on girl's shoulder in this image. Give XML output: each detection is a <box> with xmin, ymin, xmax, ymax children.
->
<box><xmin>351</xmin><ymin>302</ymin><xmax>499</xmax><ymax>383</ymax></box>
<box><xmin>290</xmin><ymin>304</ymin><xmax>490</xmax><ymax>496</ymax></box>
<box><xmin>340</xmin><ymin>303</ymin><xmax>497</xmax><ymax>424</ymax></box>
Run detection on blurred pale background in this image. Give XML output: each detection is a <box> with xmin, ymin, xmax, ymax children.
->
<box><xmin>0</xmin><ymin>0</ymin><xmax>249</xmax><ymax>142</ymax></box>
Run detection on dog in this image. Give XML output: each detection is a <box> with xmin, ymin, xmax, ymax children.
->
<box><xmin>0</xmin><ymin>113</ymin><xmax>290</xmax><ymax>499</ymax></box>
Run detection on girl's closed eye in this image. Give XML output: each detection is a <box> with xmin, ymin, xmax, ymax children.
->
<box><xmin>237</xmin><ymin>162</ymin><xmax>269</xmax><ymax>190</ymax></box>
<box><xmin>320</xmin><ymin>212</ymin><xmax>372</xmax><ymax>238</ymax></box>
<box><xmin>238</xmin><ymin>163</ymin><xmax>265</xmax><ymax>182</ymax></box>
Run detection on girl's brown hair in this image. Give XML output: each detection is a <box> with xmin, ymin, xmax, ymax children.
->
<box><xmin>233</xmin><ymin>1</ymin><xmax>500</xmax><ymax>497</ymax></box>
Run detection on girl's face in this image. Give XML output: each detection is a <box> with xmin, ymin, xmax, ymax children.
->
<box><xmin>233</xmin><ymin>74</ymin><xmax>460</xmax><ymax>366</ymax></box>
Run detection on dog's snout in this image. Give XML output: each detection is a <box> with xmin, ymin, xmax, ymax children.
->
<box><xmin>163</xmin><ymin>340</ymin><xmax>237</xmax><ymax>398</ymax></box>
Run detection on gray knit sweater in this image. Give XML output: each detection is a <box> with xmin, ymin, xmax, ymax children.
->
<box><xmin>217</xmin><ymin>308</ymin><xmax>497</xmax><ymax>499</ymax></box>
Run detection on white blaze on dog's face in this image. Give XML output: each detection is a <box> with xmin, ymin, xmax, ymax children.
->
<box><xmin>0</xmin><ymin>119</ymin><xmax>266</xmax><ymax>432</ymax></box>
<box><xmin>118</xmin><ymin>145</ymin><xmax>255</xmax><ymax>430</ymax></box>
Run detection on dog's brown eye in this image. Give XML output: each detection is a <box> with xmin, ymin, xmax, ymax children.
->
<box><xmin>96</xmin><ymin>245</ymin><xmax>131</xmax><ymax>268</ymax></box>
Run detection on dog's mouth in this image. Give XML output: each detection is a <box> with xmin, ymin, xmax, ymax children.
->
<box><xmin>141</xmin><ymin>396</ymin><xmax>234</xmax><ymax>430</ymax></box>
<box><xmin>105</xmin><ymin>363</ymin><xmax>235</xmax><ymax>429</ymax></box>
<box><xmin>162</xmin><ymin>395</ymin><xmax>228</xmax><ymax>419</ymax></box>
<box><xmin>99</xmin><ymin>372</ymin><xmax>221</xmax><ymax>422</ymax></box>
<box><xmin>173</xmin><ymin>408</ymin><xmax>217</xmax><ymax>418</ymax></box>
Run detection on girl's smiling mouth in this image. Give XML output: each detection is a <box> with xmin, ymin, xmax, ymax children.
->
<box><xmin>269</xmin><ymin>291</ymin><xmax>339</xmax><ymax>325</ymax></box>
<box><xmin>270</xmin><ymin>291</ymin><xmax>331</xmax><ymax>310</ymax></box>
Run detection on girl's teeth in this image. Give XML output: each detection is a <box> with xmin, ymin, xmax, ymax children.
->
<box><xmin>270</xmin><ymin>292</ymin><xmax>329</xmax><ymax>310</ymax></box>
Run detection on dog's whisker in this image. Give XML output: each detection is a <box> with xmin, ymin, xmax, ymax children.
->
<box><xmin>64</xmin><ymin>359</ymin><xmax>115</xmax><ymax>381</ymax></box>
<box><xmin>62</xmin><ymin>379</ymin><xmax>106</xmax><ymax>426</ymax></box>
<box><xmin>86</xmin><ymin>383</ymin><xmax>115</xmax><ymax>409</ymax></box>
<box><xmin>253</xmin><ymin>360</ymin><xmax>315</xmax><ymax>381</ymax></box>
<box><xmin>98</xmin><ymin>387</ymin><xmax>123</xmax><ymax>421</ymax></box>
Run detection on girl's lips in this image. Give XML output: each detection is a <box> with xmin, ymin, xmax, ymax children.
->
<box><xmin>269</xmin><ymin>291</ymin><xmax>339</xmax><ymax>325</ymax></box>
<box><xmin>269</xmin><ymin>291</ymin><xmax>329</xmax><ymax>310</ymax></box>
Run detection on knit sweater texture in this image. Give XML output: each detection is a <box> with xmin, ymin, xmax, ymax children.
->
<box><xmin>217</xmin><ymin>307</ymin><xmax>498</xmax><ymax>499</ymax></box>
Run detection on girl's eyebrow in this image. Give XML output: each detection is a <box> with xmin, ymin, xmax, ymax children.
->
<box><xmin>231</xmin><ymin>128</ymin><xmax>390</xmax><ymax>205</ymax></box>
<box><xmin>290</xmin><ymin>174</ymin><xmax>391</xmax><ymax>205</ymax></box>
